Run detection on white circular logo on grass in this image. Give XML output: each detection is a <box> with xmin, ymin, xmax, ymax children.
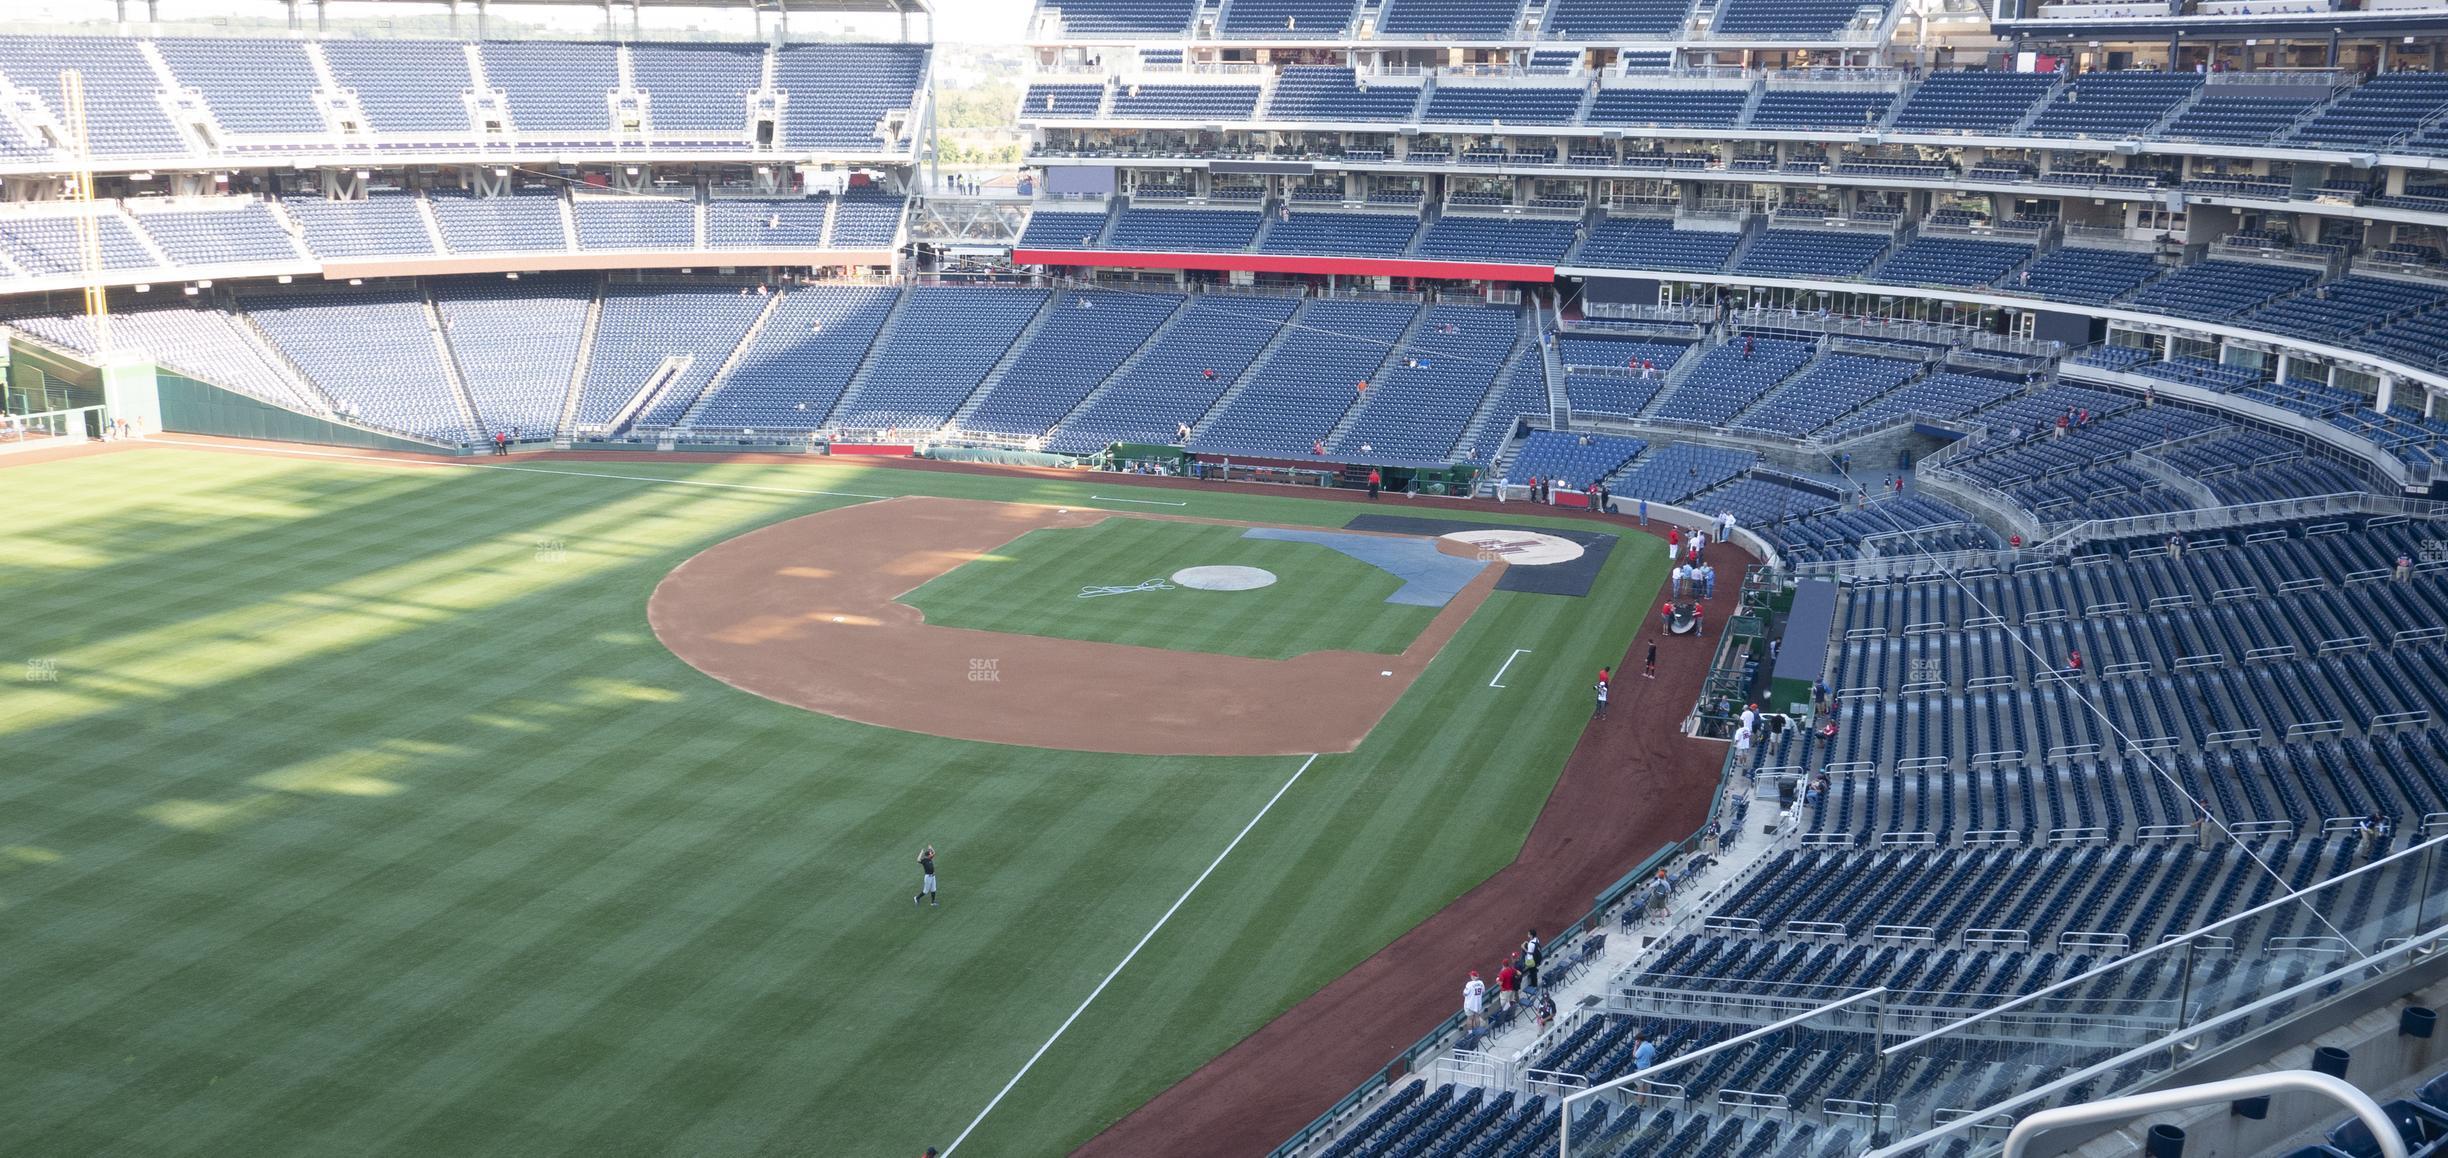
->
<box><xmin>1171</xmin><ymin>565</ymin><xmax>1278</xmax><ymax>591</ymax></box>
<box><xmin>1442</xmin><ymin>530</ymin><xmax>1585</xmax><ymax>566</ymax></box>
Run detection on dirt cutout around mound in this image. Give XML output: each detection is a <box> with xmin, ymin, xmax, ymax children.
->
<box><xmin>647</xmin><ymin>496</ymin><xmax>1503</xmax><ymax>757</ymax></box>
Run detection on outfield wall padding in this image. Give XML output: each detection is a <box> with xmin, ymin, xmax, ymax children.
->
<box><xmin>153</xmin><ymin>371</ymin><xmax>454</xmax><ymax>454</ymax></box>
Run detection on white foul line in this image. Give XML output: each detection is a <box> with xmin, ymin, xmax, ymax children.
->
<box><xmin>1089</xmin><ymin>494</ymin><xmax>1190</xmax><ymax>507</ymax></box>
<box><xmin>147</xmin><ymin>438</ymin><xmax>891</xmax><ymax>500</ymax></box>
<box><xmin>940</xmin><ymin>752</ymin><xmax>1320</xmax><ymax>1157</ymax></box>
<box><xmin>1489</xmin><ymin>648</ymin><xmax>1532</xmax><ymax>688</ymax></box>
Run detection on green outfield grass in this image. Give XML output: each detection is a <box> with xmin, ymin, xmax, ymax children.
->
<box><xmin>900</xmin><ymin>518</ymin><xmax>1441</xmax><ymax>659</ymax></box>
<box><xmin>0</xmin><ymin>447</ymin><xmax>1666</xmax><ymax>1158</ymax></box>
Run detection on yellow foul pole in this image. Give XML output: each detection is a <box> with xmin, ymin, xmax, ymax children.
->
<box><xmin>62</xmin><ymin>68</ymin><xmax>110</xmax><ymax>361</ymax></box>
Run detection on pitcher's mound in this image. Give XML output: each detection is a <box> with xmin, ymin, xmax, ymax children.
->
<box><xmin>1172</xmin><ymin>565</ymin><xmax>1279</xmax><ymax>591</ymax></box>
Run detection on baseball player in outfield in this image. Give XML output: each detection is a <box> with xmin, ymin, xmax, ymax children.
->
<box><xmin>915</xmin><ymin>846</ymin><xmax>938</xmax><ymax>908</ymax></box>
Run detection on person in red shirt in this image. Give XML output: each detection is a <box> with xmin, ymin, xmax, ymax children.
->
<box><xmin>1366</xmin><ymin>468</ymin><xmax>1382</xmax><ymax>500</ymax></box>
<box><xmin>1496</xmin><ymin>956</ymin><xmax>1522</xmax><ymax>1011</ymax></box>
<box><xmin>1668</xmin><ymin>527</ymin><xmax>1682</xmax><ymax>561</ymax></box>
<box><xmin>1660</xmin><ymin>601</ymin><xmax>1674</xmax><ymax>632</ymax></box>
<box><xmin>2068</xmin><ymin>648</ymin><xmax>2082</xmax><ymax>672</ymax></box>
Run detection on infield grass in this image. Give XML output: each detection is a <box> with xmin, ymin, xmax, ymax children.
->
<box><xmin>0</xmin><ymin>445</ymin><xmax>1667</xmax><ymax>1157</ymax></box>
<box><xmin>900</xmin><ymin>518</ymin><xmax>1441</xmax><ymax>659</ymax></box>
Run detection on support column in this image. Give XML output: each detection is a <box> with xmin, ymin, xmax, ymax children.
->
<box><xmin>2379</xmin><ymin>374</ymin><xmax>2397</xmax><ymax>414</ymax></box>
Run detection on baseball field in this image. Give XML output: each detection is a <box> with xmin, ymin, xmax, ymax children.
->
<box><xmin>0</xmin><ymin>443</ymin><xmax>1675</xmax><ymax>1156</ymax></box>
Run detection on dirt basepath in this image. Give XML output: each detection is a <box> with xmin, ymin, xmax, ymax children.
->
<box><xmin>1074</xmin><ymin>530</ymin><xmax>1746</xmax><ymax>1158</ymax></box>
<box><xmin>647</xmin><ymin>496</ymin><xmax>1501</xmax><ymax>757</ymax></box>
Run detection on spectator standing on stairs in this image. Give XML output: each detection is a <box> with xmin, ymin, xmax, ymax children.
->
<box><xmin>1462</xmin><ymin>971</ymin><xmax>1486</xmax><ymax>1030</ymax></box>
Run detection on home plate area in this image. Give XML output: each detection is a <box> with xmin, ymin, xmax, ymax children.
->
<box><xmin>1341</xmin><ymin>515</ymin><xmax>1616</xmax><ymax>597</ymax></box>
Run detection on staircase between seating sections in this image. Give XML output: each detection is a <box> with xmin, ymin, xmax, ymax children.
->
<box><xmin>258</xmin><ymin>199</ymin><xmax>315</xmax><ymax>262</ymax></box>
<box><xmin>422</xmin><ymin>289</ymin><xmax>486</xmax><ymax>440</ymax></box>
<box><xmin>943</xmin><ymin>290</ymin><xmax>1064</xmax><ymax>432</ymax></box>
<box><xmin>1039</xmin><ymin>294</ymin><xmax>1198</xmax><ymax>442</ymax></box>
<box><xmin>693</xmin><ymin>198</ymin><xmax>708</xmax><ymax>249</ymax></box>
<box><xmin>1718</xmin><ymin>347</ymin><xmax>1834</xmax><ymax>428</ymax></box>
<box><xmin>670</xmin><ymin>288</ymin><xmax>788</xmax><ymax>430</ymax></box>
<box><xmin>117</xmin><ymin>207</ymin><xmax>176</xmax><ymax>270</ymax></box>
<box><xmin>2006</xmin><ymin>77</ymin><xmax>2066</xmax><ymax>135</ymax></box>
<box><xmin>1451</xmin><ymin>307</ymin><xmax>1543</xmax><ymax>465</ymax></box>
<box><xmin>818</xmin><ymin>286</ymin><xmax>915</xmax><ymax>427</ymax></box>
<box><xmin>604</xmin><ymin>355</ymin><xmax>693</xmax><ymax>437</ymax></box>
<box><xmin>1636</xmin><ymin>335</ymin><xmax>1716</xmax><ymax>417</ymax></box>
<box><xmin>1322</xmin><ymin>303</ymin><xmax>1432</xmax><ymax>450</ymax></box>
<box><xmin>222</xmin><ymin>293</ymin><xmax>341</xmax><ymax>417</ymax></box>
<box><xmin>1735</xmin><ymin>81</ymin><xmax>1766</xmax><ymax>125</ymax></box>
<box><xmin>135</xmin><ymin>41</ymin><xmax>213</xmax><ymax>151</ymax></box>
<box><xmin>2145</xmin><ymin>86</ymin><xmax>2207</xmax><ymax>139</ymax></box>
<box><xmin>1401</xmin><ymin>201</ymin><xmax>1441</xmax><ymax>258</ymax></box>
<box><xmin>1188</xmin><ymin>300</ymin><xmax>1309</xmax><ymax>439</ymax></box>
<box><xmin>415</xmin><ymin>193</ymin><xmax>450</xmax><ymax>253</ymax></box>
<box><xmin>558</xmin><ymin>194</ymin><xmax>580</xmax><ymax>252</ymax></box>
<box><xmin>1538</xmin><ymin>299</ymin><xmax>1571</xmax><ymax>427</ymax></box>
<box><xmin>818</xmin><ymin>195</ymin><xmax>841</xmax><ymax>248</ymax></box>
<box><xmin>553</xmin><ymin>285</ymin><xmax>607</xmax><ymax>444</ymax></box>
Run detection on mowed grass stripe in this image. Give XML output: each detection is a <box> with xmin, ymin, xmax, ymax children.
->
<box><xmin>0</xmin><ymin>449</ymin><xmax>1668</xmax><ymax>1158</ymax></box>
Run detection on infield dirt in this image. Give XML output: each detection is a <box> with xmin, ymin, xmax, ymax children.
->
<box><xmin>646</xmin><ymin>496</ymin><xmax>1503</xmax><ymax>757</ymax></box>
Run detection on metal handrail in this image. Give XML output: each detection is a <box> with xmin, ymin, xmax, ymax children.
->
<box><xmin>1873</xmin><ymin>930</ymin><xmax>2448</xmax><ymax>1156</ymax></box>
<box><xmin>1999</xmin><ymin>1072</ymin><xmax>2404</xmax><ymax>1158</ymax></box>
<box><xmin>1884</xmin><ymin>831</ymin><xmax>2448</xmax><ymax>1059</ymax></box>
<box><xmin>1559</xmin><ymin>988</ymin><xmax>1892</xmax><ymax>1155</ymax></box>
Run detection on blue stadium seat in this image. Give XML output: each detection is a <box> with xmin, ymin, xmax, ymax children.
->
<box><xmin>1377</xmin><ymin>0</ymin><xmax>1528</xmax><ymax>37</ymax></box>
<box><xmin>1543</xmin><ymin>0</ymin><xmax>1693</xmax><ymax>37</ymax></box>
<box><xmin>1263</xmin><ymin>67</ymin><xmax>1423</xmax><ymax>121</ymax></box>
<box><xmin>1221</xmin><ymin>0</ymin><xmax>1363</xmax><ymax>37</ymax></box>
<box><xmin>154</xmin><ymin>38</ymin><xmax>326</xmax><ymax>136</ymax></box>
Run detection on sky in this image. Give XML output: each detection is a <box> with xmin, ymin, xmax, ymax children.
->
<box><xmin>27</xmin><ymin>0</ymin><xmax>1030</xmax><ymax>42</ymax></box>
